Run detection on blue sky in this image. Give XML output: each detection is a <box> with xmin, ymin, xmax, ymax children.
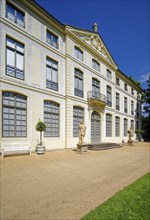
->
<box><xmin>35</xmin><ymin>0</ymin><xmax>150</xmax><ymax>89</ymax></box>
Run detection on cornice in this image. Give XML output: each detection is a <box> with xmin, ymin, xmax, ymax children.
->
<box><xmin>0</xmin><ymin>77</ymin><xmax>66</xmax><ymax>100</ymax></box>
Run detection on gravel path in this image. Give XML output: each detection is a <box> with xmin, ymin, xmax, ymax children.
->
<box><xmin>1</xmin><ymin>142</ymin><xmax>150</xmax><ymax>220</ymax></box>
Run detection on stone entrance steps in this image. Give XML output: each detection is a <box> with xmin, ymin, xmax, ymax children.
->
<box><xmin>88</xmin><ymin>143</ymin><xmax>122</xmax><ymax>151</ymax></box>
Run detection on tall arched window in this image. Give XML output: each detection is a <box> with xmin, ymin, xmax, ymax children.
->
<box><xmin>73</xmin><ymin>106</ymin><xmax>84</xmax><ymax>137</ymax></box>
<box><xmin>106</xmin><ymin>114</ymin><xmax>112</xmax><ymax>137</ymax></box>
<box><xmin>92</xmin><ymin>78</ymin><xmax>100</xmax><ymax>98</ymax></box>
<box><xmin>44</xmin><ymin>101</ymin><xmax>59</xmax><ymax>137</ymax></box>
<box><xmin>2</xmin><ymin>92</ymin><xmax>27</xmax><ymax>137</ymax></box>
<box><xmin>124</xmin><ymin>118</ymin><xmax>128</xmax><ymax>136</ymax></box>
<box><xmin>115</xmin><ymin>116</ymin><xmax>120</xmax><ymax>137</ymax></box>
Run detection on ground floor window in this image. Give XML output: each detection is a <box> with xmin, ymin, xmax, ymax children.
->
<box><xmin>2</xmin><ymin>92</ymin><xmax>27</xmax><ymax>137</ymax></box>
<box><xmin>115</xmin><ymin>116</ymin><xmax>120</xmax><ymax>137</ymax></box>
<box><xmin>44</xmin><ymin>100</ymin><xmax>59</xmax><ymax>137</ymax></box>
<box><xmin>73</xmin><ymin>106</ymin><xmax>84</xmax><ymax>137</ymax></box>
<box><xmin>124</xmin><ymin>118</ymin><xmax>128</xmax><ymax>136</ymax></box>
<box><xmin>106</xmin><ymin>114</ymin><xmax>112</xmax><ymax>137</ymax></box>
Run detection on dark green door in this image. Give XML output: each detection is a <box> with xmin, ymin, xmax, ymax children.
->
<box><xmin>91</xmin><ymin>111</ymin><xmax>101</xmax><ymax>143</ymax></box>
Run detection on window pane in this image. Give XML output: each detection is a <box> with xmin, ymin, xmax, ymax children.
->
<box><xmin>16</xmin><ymin>53</ymin><xmax>23</xmax><ymax>70</ymax></box>
<box><xmin>7</xmin><ymin>49</ymin><xmax>15</xmax><ymax>66</ymax></box>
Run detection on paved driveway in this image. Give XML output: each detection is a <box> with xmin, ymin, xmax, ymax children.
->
<box><xmin>1</xmin><ymin>142</ymin><xmax>150</xmax><ymax>220</ymax></box>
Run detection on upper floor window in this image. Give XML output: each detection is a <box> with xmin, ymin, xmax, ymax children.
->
<box><xmin>106</xmin><ymin>114</ymin><xmax>112</xmax><ymax>137</ymax></box>
<box><xmin>115</xmin><ymin>116</ymin><xmax>120</xmax><ymax>137</ymax></box>
<box><xmin>92</xmin><ymin>59</ymin><xmax>100</xmax><ymax>72</ymax></box>
<box><xmin>124</xmin><ymin>83</ymin><xmax>128</xmax><ymax>91</ymax></box>
<box><xmin>44</xmin><ymin>101</ymin><xmax>59</xmax><ymax>137</ymax></box>
<box><xmin>92</xmin><ymin>78</ymin><xmax>100</xmax><ymax>98</ymax></box>
<box><xmin>116</xmin><ymin>93</ymin><xmax>120</xmax><ymax>111</ymax></box>
<box><xmin>2</xmin><ymin>92</ymin><xmax>27</xmax><ymax>137</ymax></box>
<box><xmin>47</xmin><ymin>30</ymin><xmax>58</xmax><ymax>49</ymax></box>
<box><xmin>74</xmin><ymin>46</ymin><xmax>83</xmax><ymax>61</ymax></box>
<box><xmin>116</xmin><ymin>77</ymin><xmax>120</xmax><ymax>86</ymax></box>
<box><xmin>46</xmin><ymin>57</ymin><xmax>58</xmax><ymax>91</ymax></box>
<box><xmin>124</xmin><ymin>97</ymin><xmax>128</xmax><ymax>113</ymax></box>
<box><xmin>73</xmin><ymin>106</ymin><xmax>84</xmax><ymax>137</ymax></box>
<box><xmin>107</xmin><ymin>69</ymin><xmax>112</xmax><ymax>79</ymax></box>
<box><xmin>6</xmin><ymin>37</ymin><xmax>24</xmax><ymax>80</ymax></box>
<box><xmin>136</xmin><ymin>102</ymin><xmax>140</xmax><ymax>117</ymax></box>
<box><xmin>131</xmin><ymin>88</ymin><xmax>134</xmax><ymax>95</ymax></box>
<box><xmin>6</xmin><ymin>2</ymin><xmax>25</xmax><ymax>28</ymax></box>
<box><xmin>74</xmin><ymin>68</ymin><xmax>83</xmax><ymax>98</ymax></box>
<box><xmin>131</xmin><ymin>100</ymin><xmax>134</xmax><ymax>115</ymax></box>
<box><xmin>107</xmin><ymin>86</ymin><xmax>112</xmax><ymax>107</ymax></box>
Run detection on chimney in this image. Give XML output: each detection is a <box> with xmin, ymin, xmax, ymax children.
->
<box><xmin>93</xmin><ymin>23</ymin><xmax>98</xmax><ymax>32</ymax></box>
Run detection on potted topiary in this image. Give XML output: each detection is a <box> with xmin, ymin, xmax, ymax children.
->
<box><xmin>36</xmin><ymin>119</ymin><xmax>46</xmax><ymax>154</ymax></box>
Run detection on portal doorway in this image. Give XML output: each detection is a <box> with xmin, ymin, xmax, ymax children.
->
<box><xmin>91</xmin><ymin>111</ymin><xmax>101</xmax><ymax>143</ymax></box>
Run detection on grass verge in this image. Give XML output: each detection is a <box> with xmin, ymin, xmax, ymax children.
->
<box><xmin>82</xmin><ymin>172</ymin><xmax>150</xmax><ymax>220</ymax></box>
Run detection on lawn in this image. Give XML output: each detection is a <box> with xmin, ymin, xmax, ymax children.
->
<box><xmin>82</xmin><ymin>172</ymin><xmax>150</xmax><ymax>220</ymax></box>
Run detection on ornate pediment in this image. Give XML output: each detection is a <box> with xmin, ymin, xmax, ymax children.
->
<box><xmin>66</xmin><ymin>26</ymin><xmax>117</xmax><ymax>67</ymax></box>
<box><xmin>78</xmin><ymin>34</ymin><xmax>111</xmax><ymax>62</ymax></box>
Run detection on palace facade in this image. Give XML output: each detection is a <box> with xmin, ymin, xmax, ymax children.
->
<box><xmin>0</xmin><ymin>0</ymin><xmax>142</xmax><ymax>151</ymax></box>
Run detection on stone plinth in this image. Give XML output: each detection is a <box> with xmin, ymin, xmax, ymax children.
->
<box><xmin>77</xmin><ymin>143</ymin><xmax>88</xmax><ymax>153</ymax></box>
<box><xmin>127</xmin><ymin>140</ymin><xmax>134</xmax><ymax>146</ymax></box>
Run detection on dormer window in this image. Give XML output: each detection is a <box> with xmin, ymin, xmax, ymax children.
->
<box><xmin>92</xmin><ymin>59</ymin><xmax>100</xmax><ymax>72</ymax></box>
<box><xmin>74</xmin><ymin>46</ymin><xmax>83</xmax><ymax>61</ymax></box>
<box><xmin>6</xmin><ymin>2</ymin><xmax>25</xmax><ymax>28</ymax></box>
<box><xmin>47</xmin><ymin>30</ymin><xmax>58</xmax><ymax>49</ymax></box>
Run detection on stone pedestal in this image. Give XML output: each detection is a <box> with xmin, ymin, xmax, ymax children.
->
<box><xmin>127</xmin><ymin>140</ymin><xmax>134</xmax><ymax>146</ymax></box>
<box><xmin>77</xmin><ymin>144</ymin><xmax>88</xmax><ymax>153</ymax></box>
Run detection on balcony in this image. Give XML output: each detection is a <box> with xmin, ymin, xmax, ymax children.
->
<box><xmin>87</xmin><ymin>91</ymin><xmax>107</xmax><ymax>112</ymax></box>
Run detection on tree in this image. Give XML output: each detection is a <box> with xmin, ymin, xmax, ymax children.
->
<box><xmin>129</xmin><ymin>76</ymin><xmax>142</xmax><ymax>88</ymax></box>
<box><xmin>142</xmin><ymin>75</ymin><xmax>150</xmax><ymax>140</ymax></box>
<box><xmin>36</xmin><ymin>119</ymin><xmax>46</xmax><ymax>145</ymax></box>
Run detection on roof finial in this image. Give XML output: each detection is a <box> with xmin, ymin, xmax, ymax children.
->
<box><xmin>93</xmin><ymin>23</ymin><xmax>98</xmax><ymax>32</ymax></box>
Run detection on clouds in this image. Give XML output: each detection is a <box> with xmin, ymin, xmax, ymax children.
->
<box><xmin>139</xmin><ymin>72</ymin><xmax>150</xmax><ymax>83</ymax></box>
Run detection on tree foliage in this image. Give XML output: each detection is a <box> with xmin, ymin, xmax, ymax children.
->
<box><xmin>129</xmin><ymin>76</ymin><xmax>142</xmax><ymax>88</ymax></box>
<box><xmin>36</xmin><ymin>119</ymin><xmax>46</xmax><ymax>145</ymax></box>
<box><xmin>142</xmin><ymin>75</ymin><xmax>150</xmax><ymax>140</ymax></box>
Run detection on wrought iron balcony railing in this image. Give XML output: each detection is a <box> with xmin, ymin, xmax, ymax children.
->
<box><xmin>87</xmin><ymin>90</ymin><xmax>107</xmax><ymax>103</ymax></box>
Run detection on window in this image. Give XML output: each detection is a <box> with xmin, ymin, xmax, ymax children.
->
<box><xmin>116</xmin><ymin>93</ymin><xmax>120</xmax><ymax>110</ymax></box>
<box><xmin>46</xmin><ymin>57</ymin><xmax>58</xmax><ymax>91</ymax></box>
<box><xmin>6</xmin><ymin>37</ymin><xmax>24</xmax><ymax>80</ymax></box>
<box><xmin>73</xmin><ymin>106</ymin><xmax>84</xmax><ymax>137</ymax></box>
<box><xmin>124</xmin><ymin>97</ymin><xmax>128</xmax><ymax>113</ymax></box>
<box><xmin>136</xmin><ymin>121</ymin><xmax>139</xmax><ymax>130</ymax></box>
<box><xmin>124</xmin><ymin>83</ymin><xmax>128</xmax><ymax>91</ymax></box>
<box><xmin>46</xmin><ymin>30</ymin><xmax>58</xmax><ymax>49</ymax></box>
<box><xmin>44</xmin><ymin>101</ymin><xmax>59</xmax><ymax>137</ymax></box>
<box><xmin>2</xmin><ymin>92</ymin><xmax>27</xmax><ymax>137</ymax></box>
<box><xmin>116</xmin><ymin>77</ymin><xmax>120</xmax><ymax>86</ymax></box>
<box><xmin>131</xmin><ymin>101</ymin><xmax>134</xmax><ymax>115</ymax></box>
<box><xmin>136</xmin><ymin>102</ymin><xmax>140</xmax><ymax>117</ymax></box>
<box><xmin>115</xmin><ymin>116</ymin><xmax>120</xmax><ymax>137</ymax></box>
<box><xmin>106</xmin><ymin>114</ymin><xmax>112</xmax><ymax>137</ymax></box>
<box><xmin>107</xmin><ymin>69</ymin><xmax>112</xmax><ymax>79</ymax></box>
<box><xmin>92</xmin><ymin>78</ymin><xmax>100</xmax><ymax>98</ymax></box>
<box><xmin>131</xmin><ymin>88</ymin><xmax>134</xmax><ymax>95</ymax></box>
<box><xmin>107</xmin><ymin>86</ymin><xmax>112</xmax><ymax>107</ymax></box>
<box><xmin>74</xmin><ymin>46</ymin><xmax>83</xmax><ymax>61</ymax></box>
<box><xmin>74</xmin><ymin>68</ymin><xmax>83</xmax><ymax>97</ymax></box>
<box><xmin>92</xmin><ymin>59</ymin><xmax>100</xmax><ymax>71</ymax></box>
<box><xmin>6</xmin><ymin>2</ymin><xmax>25</xmax><ymax>28</ymax></box>
<box><xmin>124</xmin><ymin>118</ymin><xmax>128</xmax><ymax>136</ymax></box>
<box><xmin>131</xmin><ymin>120</ymin><xmax>134</xmax><ymax>130</ymax></box>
